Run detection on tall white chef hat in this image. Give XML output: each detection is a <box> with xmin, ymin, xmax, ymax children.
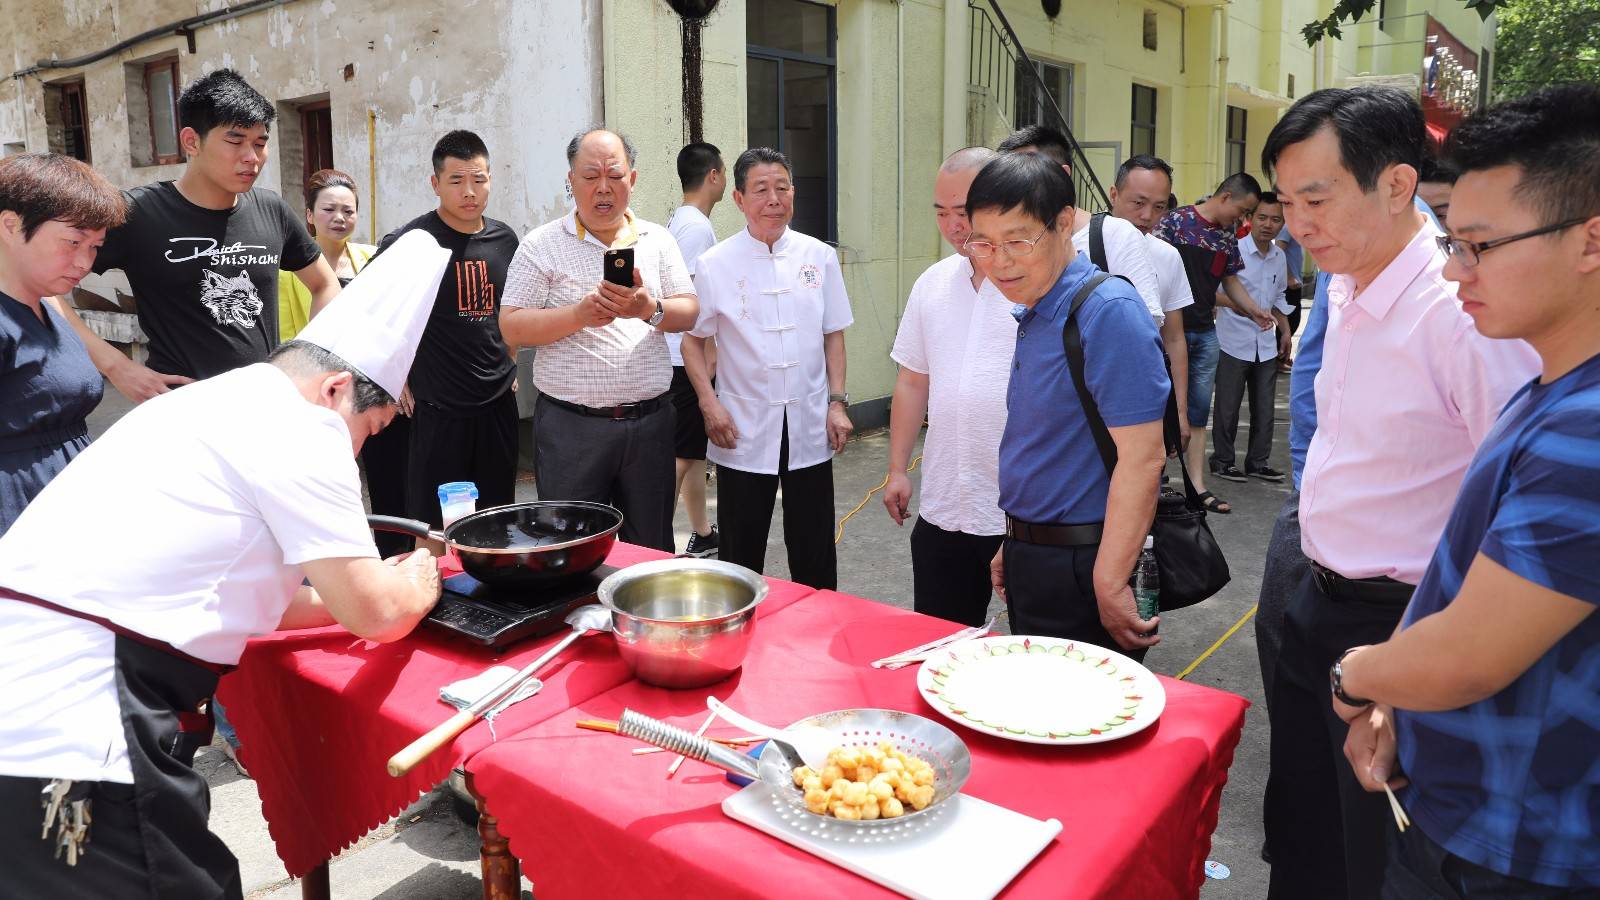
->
<box><xmin>293</xmin><ymin>230</ymin><xmax>449</xmax><ymax>400</ymax></box>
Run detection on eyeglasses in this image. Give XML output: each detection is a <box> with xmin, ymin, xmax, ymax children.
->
<box><xmin>1436</xmin><ymin>217</ymin><xmax>1589</xmax><ymax>267</ymax></box>
<box><xmin>963</xmin><ymin>227</ymin><xmax>1051</xmax><ymax>260</ymax></box>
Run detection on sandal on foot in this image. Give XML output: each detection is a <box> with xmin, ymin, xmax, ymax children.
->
<box><xmin>1197</xmin><ymin>491</ymin><xmax>1233</xmax><ymax>515</ymax></box>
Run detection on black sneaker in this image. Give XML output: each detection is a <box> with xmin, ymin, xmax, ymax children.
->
<box><xmin>685</xmin><ymin>527</ymin><xmax>719</xmax><ymax>558</ymax></box>
<box><xmin>1210</xmin><ymin>463</ymin><xmax>1249</xmax><ymax>483</ymax></box>
<box><xmin>1247</xmin><ymin>466</ymin><xmax>1286</xmax><ymax>483</ymax></box>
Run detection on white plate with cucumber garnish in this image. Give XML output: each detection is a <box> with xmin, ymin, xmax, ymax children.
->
<box><xmin>916</xmin><ymin>635</ymin><xmax>1166</xmax><ymax>746</ymax></box>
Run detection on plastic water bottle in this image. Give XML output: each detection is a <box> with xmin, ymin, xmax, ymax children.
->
<box><xmin>1132</xmin><ymin>535</ymin><xmax>1160</xmax><ymax>631</ymax></box>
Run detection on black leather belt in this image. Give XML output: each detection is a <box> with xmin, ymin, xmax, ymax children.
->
<box><xmin>543</xmin><ymin>393</ymin><xmax>668</xmax><ymax>420</ymax></box>
<box><xmin>1309</xmin><ymin>561</ymin><xmax>1415</xmax><ymax>606</ymax></box>
<box><xmin>1004</xmin><ymin>516</ymin><xmax>1104</xmax><ymax>547</ymax></box>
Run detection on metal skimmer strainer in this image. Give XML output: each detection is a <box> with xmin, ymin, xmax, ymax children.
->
<box><xmin>617</xmin><ymin>707</ymin><xmax>972</xmax><ymax>828</ymax></box>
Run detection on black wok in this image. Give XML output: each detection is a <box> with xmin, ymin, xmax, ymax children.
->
<box><xmin>368</xmin><ymin>501</ymin><xmax>623</xmax><ymax>589</ymax></box>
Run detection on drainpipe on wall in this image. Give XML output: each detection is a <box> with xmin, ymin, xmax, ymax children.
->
<box><xmin>941</xmin><ymin>0</ymin><xmax>967</xmax><ymax>157</ymax></box>
<box><xmin>1209</xmin><ymin>5</ymin><xmax>1223</xmax><ymax>190</ymax></box>
<box><xmin>1217</xmin><ymin>4</ymin><xmax>1231</xmax><ymax>186</ymax></box>
<box><xmin>895</xmin><ymin>0</ymin><xmax>906</xmax><ymax>319</ymax></box>
<box><xmin>367</xmin><ymin>109</ymin><xmax>378</xmax><ymax>244</ymax></box>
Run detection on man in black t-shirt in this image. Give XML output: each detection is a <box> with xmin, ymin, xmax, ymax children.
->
<box><xmin>86</xmin><ymin>70</ymin><xmax>335</xmax><ymax>385</ymax></box>
<box><xmin>374</xmin><ymin>131</ymin><xmax>520</xmax><ymax>533</ymax></box>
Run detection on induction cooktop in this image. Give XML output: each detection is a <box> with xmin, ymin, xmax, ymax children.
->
<box><xmin>423</xmin><ymin>565</ymin><xmax>616</xmax><ymax>651</ymax></box>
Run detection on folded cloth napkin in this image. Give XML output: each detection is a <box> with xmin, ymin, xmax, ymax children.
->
<box><xmin>440</xmin><ymin>667</ymin><xmax>544</xmax><ymax>740</ymax></box>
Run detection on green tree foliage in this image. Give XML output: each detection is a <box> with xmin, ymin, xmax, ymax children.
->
<box><xmin>1302</xmin><ymin>0</ymin><xmax>1501</xmax><ymax>45</ymax></box>
<box><xmin>1492</xmin><ymin>0</ymin><xmax>1600</xmax><ymax>98</ymax></box>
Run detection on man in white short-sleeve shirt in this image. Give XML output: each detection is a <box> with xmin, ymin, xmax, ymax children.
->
<box><xmin>0</xmin><ymin>236</ymin><xmax>445</xmax><ymax>897</ymax></box>
<box><xmin>498</xmin><ymin>129</ymin><xmax>699</xmax><ymax>552</ymax></box>
<box><xmin>665</xmin><ymin>142</ymin><xmax>725</xmax><ymax>558</ymax></box>
<box><xmin>1109</xmin><ymin>154</ymin><xmax>1197</xmax><ymax>453</ymax></box>
<box><xmin>682</xmin><ymin>148</ymin><xmax>854</xmax><ymax>590</ymax></box>
<box><xmin>883</xmin><ymin>147</ymin><xmax>1014</xmax><ymax>626</ymax></box>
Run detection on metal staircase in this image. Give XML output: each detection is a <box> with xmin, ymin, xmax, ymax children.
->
<box><xmin>967</xmin><ymin>0</ymin><xmax>1111</xmax><ymax>213</ymax></box>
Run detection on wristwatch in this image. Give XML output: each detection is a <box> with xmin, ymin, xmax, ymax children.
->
<box><xmin>828</xmin><ymin>392</ymin><xmax>849</xmax><ymax>407</ymax></box>
<box><xmin>646</xmin><ymin>299</ymin><xmax>666</xmax><ymax>328</ymax></box>
<box><xmin>1329</xmin><ymin>648</ymin><xmax>1373</xmax><ymax>708</ymax></box>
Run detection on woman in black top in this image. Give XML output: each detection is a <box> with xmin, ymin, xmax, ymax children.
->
<box><xmin>0</xmin><ymin>154</ymin><xmax>126</xmax><ymax>535</ymax></box>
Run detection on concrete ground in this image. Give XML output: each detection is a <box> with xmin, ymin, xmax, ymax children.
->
<box><xmin>85</xmin><ymin>376</ymin><xmax>1293</xmax><ymax>898</ymax></box>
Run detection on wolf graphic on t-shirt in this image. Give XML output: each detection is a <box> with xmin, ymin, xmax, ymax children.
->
<box><xmin>198</xmin><ymin>269</ymin><xmax>264</xmax><ymax>328</ymax></box>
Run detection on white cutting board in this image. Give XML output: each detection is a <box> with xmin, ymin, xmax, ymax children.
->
<box><xmin>722</xmin><ymin>784</ymin><xmax>1062</xmax><ymax>899</ymax></box>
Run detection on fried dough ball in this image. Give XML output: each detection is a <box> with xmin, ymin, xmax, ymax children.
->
<box><xmin>804</xmin><ymin>788</ymin><xmax>830</xmax><ymax>814</ymax></box>
<box><xmin>791</xmin><ymin>743</ymin><xmax>938</xmax><ymax>820</ymax></box>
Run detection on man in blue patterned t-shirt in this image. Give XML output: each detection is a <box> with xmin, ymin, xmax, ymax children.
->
<box><xmin>1329</xmin><ymin>84</ymin><xmax>1600</xmax><ymax>895</ymax></box>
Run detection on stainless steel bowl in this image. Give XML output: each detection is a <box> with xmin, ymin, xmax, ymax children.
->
<box><xmin>598</xmin><ymin>558</ymin><xmax>768</xmax><ymax>689</ymax></box>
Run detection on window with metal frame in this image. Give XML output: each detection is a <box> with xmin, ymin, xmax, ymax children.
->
<box><xmin>746</xmin><ymin>0</ymin><xmax>837</xmax><ymax>243</ymax></box>
<box><xmin>1015</xmin><ymin>58</ymin><xmax>1075</xmax><ymax>134</ymax></box>
<box><xmin>144</xmin><ymin>57</ymin><xmax>181</xmax><ymax>165</ymax></box>
<box><xmin>1131</xmin><ymin>84</ymin><xmax>1157</xmax><ymax>158</ymax></box>
<box><xmin>1225</xmin><ymin>106</ymin><xmax>1248</xmax><ymax>176</ymax></box>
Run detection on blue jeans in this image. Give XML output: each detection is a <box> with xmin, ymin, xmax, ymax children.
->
<box><xmin>213</xmin><ymin>696</ymin><xmax>239</xmax><ymax>749</ymax></box>
<box><xmin>1184</xmin><ymin>328</ymin><xmax>1220</xmax><ymax>428</ymax></box>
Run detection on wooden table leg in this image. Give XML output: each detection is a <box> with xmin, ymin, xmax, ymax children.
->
<box><xmin>300</xmin><ymin>860</ymin><xmax>330</xmax><ymax>900</ymax></box>
<box><xmin>466</xmin><ymin>772</ymin><xmax>521</xmax><ymax>900</ymax></box>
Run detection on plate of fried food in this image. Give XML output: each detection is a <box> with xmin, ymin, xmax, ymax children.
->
<box><xmin>617</xmin><ymin>706</ymin><xmax>971</xmax><ymax>827</ymax></box>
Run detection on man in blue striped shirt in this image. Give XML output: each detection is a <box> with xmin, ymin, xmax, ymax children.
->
<box><xmin>1329</xmin><ymin>83</ymin><xmax>1600</xmax><ymax>895</ymax></box>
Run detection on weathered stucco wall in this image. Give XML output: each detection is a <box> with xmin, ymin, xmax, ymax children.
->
<box><xmin>0</xmin><ymin>0</ymin><xmax>603</xmax><ymax>243</ymax></box>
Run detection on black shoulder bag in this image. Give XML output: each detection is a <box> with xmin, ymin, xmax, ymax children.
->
<box><xmin>1062</xmin><ymin>272</ymin><xmax>1230</xmax><ymax>611</ymax></box>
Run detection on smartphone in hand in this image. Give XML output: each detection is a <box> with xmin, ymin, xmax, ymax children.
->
<box><xmin>602</xmin><ymin>247</ymin><xmax>635</xmax><ymax>287</ymax></box>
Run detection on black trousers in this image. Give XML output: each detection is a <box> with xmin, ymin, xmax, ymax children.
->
<box><xmin>716</xmin><ymin>422</ymin><xmax>836</xmax><ymax>590</ymax></box>
<box><xmin>1212</xmin><ymin>351</ymin><xmax>1280</xmax><ymax>471</ymax></box>
<box><xmin>1286</xmin><ymin>285</ymin><xmax>1304</xmax><ymax>336</ymax></box>
<box><xmin>1000</xmin><ymin>537</ymin><xmax>1146</xmax><ymax>662</ymax></box>
<box><xmin>0</xmin><ymin>637</ymin><xmax>240</xmax><ymax>899</ymax></box>
<box><xmin>910</xmin><ymin>517</ymin><xmax>1003</xmax><ymax>628</ymax></box>
<box><xmin>1265</xmin><ymin>569</ymin><xmax>1411</xmax><ymax>900</ymax></box>
<box><xmin>1256</xmin><ymin>491</ymin><xmax>1308</xmax><ymax>714</ymax></box>
<box><xmin>406</xmin><ymin>391</ymin><xmax>519</xmax><ymax>528</ymax></box>
<box><xmin>361</xmin><ymin>413</ymin><xmax>412</xmax><ymax>557</ymax></box>
<box><xmin>532</xmin><ymin>394</ymin><xmax>676</xmax><ymax>553</ymax></box>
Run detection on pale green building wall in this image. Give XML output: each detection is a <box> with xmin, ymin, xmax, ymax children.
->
<box><xmin>597</xmin><ymin>0</ymin><xmax>1494</xmax><ymax>411</ymax></box>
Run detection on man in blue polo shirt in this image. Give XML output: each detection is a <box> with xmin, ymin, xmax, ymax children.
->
<box><xmin>1330</xmin><ymin>83</ymin><xmax>1600</xmax><ymax>895</ymax></box>
<box><xmin>967</xmin><ymin>152</ymin><xmax>1170</xmax><ymax>658</ymax></box>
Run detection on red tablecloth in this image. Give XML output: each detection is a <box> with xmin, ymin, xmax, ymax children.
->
<box><xmin>468</xmin><ymin>590</ymin><xmax>1249</xmax><ymax>899</ymax></box>
<box><xmin>218</xmin><ymin>543</ymin><xmax>816</xmax><ymax>876</ymax></box>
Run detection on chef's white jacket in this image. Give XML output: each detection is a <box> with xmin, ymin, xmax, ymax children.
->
<box><xmin>0</xmin><ymin>364</ymin><xmax>379</xmax><ymax>782</ymax></box>
<box><xmin>689</xmin><ymin>227</ymin><xmax>853</xmax><ymax>475</ymax></box>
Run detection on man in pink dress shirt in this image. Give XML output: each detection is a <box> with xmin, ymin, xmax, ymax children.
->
<box><xmin>1258</xmin><ymin>87</ymin><xmax>1541</xmax><ymax>900</ymax></box>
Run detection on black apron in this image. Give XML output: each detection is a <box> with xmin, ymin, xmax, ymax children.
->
<box><xmin>0</xmin><ymin>590</ymin><xmax>243</xmax><ymax>899</ymax></box>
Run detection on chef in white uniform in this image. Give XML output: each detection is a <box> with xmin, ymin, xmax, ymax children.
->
<box><xmin>0</xmin><ymin>231</ymin><xmax>448</xmax><ymax>899</ymax></box>
<box><xmin>681</xmin><ymin>147</ymin><xmax>854</xmax><ymax>590</ymax></box>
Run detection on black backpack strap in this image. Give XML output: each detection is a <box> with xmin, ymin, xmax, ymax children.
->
<box><xmin>1062</xmin><ymin>272</ymin><xmax>1119</xmax><ymax>478</ymax></box>
<box><xmin>1089</xmin><ymin>212</ymin><xmax>1109</xmax><ymax>272</ymax></box>
<box><xmin>1062</xmin><ymin>272</ymin><xmax>1207</xmax><ymax>510</ymax></box>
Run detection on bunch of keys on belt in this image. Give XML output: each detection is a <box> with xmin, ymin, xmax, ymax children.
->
<box><xmin>40</xmin><ymin>778</ymin><xmax>92</xmax><ymax>865</ymax></box>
